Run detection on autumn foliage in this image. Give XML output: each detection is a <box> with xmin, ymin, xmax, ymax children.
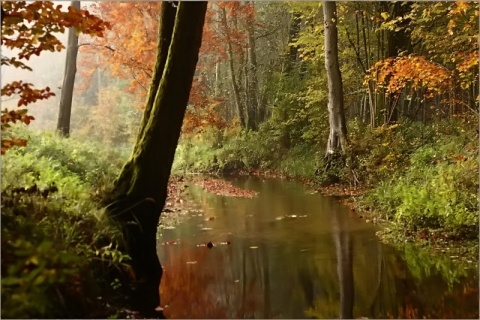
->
<box><xmin>79</xmin><ymin>2</ymin><xmax>263</xmax><ymax>134</ymax></box>
<box><xmin>366</xmin><ymin>55</ymin><xmax>453</xmax><ymax>98</ymax></box>
<box><xmin>1</xmin><ymin>1</ymin><xmax>109</xmax><ymax>154</ymax></box>
<box><xmin>366</xmin><ymin>1</ymin><xmax>478</xmax><ymax>118</ymax></box>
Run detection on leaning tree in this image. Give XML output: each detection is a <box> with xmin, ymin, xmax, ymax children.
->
<box><xmin>105</xmin><ymin>1</ymin><xmax>207</xmax><ymax>315</ymax></box>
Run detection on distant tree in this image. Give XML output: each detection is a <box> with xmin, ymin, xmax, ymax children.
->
<box><xmin>57</xmin><ymin>1</ymin><xmax>80</xmax><ymax>137</ymax></box>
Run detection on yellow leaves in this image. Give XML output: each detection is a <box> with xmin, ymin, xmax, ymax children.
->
<box><xmin>447</xmin><ymin>19</ymin><xmax>456</xmax><ymax>35</ymax></box>
<box><xmin>451</xmin><ymin>1</ymin><xmax>471</xmax><ymax>15</ymax></box>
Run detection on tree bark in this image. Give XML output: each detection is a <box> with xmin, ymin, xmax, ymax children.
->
<box><xmin>220</xmin><ymin>6</ymin><xmax>246</xmax><ymax>128</ymax></box>
<box><xmin>107</xmin><ymin>2</ymin><xmax>207</xmax><ymax>315</ymax></box>
<box><xmin>135</xmin><ymin>2</ymin><xmax>177</xmax><ymax>143</ymax></box>
<box><xmin>114</xmin><ymin>2</ymin><xmax>177</xmax><ymax>189</ymax></box>
<box><xmin>245</xmin><ymin>1</ymin><xmax>260</xmax><ymax>130</ymax></box>
<box><xmin>323</xmin><ymin>1</ymin><xmax>348</xmax><ymax>156</ymax></box>
<box><xmin>56</xmin><ymin>1</ymin><xmax>80</xmax><ymax>137</ymax></box>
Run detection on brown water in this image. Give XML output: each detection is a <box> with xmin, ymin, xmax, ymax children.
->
<box><xmin>158</xmin><ymin>176</ymin><xmax>479</xmax><ymax>319</ymax></box>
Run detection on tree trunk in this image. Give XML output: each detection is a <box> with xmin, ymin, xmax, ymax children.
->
<box><xmin>323</xmin><ymin>1</ymin><xmax>348</xmax><ymax>157</ymax></box>
<box><xmin>220</xmin><ymin>6</ymin><xmax>246</xmax><ymax>128</ymax></box>
<box><xmin>135</xmin><ymin>2</ymin><xmax>177</xmax><ymax>143</ymax></box>
<box><xmin>114</xmin><ymin>2</ymin><xmax>177</xmax><ymax>199</ymax></box>
<box><xmin>107</xmin><ymin>2</ymin><xmax>207</xmax><ymax>315</ymax></box>
<box><xmin>245</xmin><ymin>1</ymin><xmax>260</xmax><ymax>130</ymax></box>
<box><xmin>56</xmin><ymin>1</ymin><xmax>80</xmax><ymax>137</ymax></box>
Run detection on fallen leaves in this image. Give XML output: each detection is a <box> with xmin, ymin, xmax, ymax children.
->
<box><xmin>192</xmin><ymin>177</ymin><xmax>259</xmax><ymax>198</ymax></box>
<box><xmin>317</xmin><ymin>183</ymin><xmax>365</xmax><ymax>197</ymax></box>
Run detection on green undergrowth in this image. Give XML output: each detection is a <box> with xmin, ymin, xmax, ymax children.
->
<box><xmin>355</xmin><ymin>118</ymin><xmax>478</xmax><ymax>240</ymax></box>
<box><xmin>1</xmin><ymin>126</ymin><xmax>133</xmax><ymax>318</ymax></box>
<box><xmin>173</xmin><ymin>124</ymin><xmax>320</xmax><ymax>179</ymax></box>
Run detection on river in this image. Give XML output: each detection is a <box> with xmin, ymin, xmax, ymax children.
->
<box><xmin>158</xmin><ymin>176</ymin><xmax>479</xmax><ymax>319</ymax></box>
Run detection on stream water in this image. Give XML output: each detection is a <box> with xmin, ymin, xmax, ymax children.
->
<box><xmin>158</xmin><ymin>176</ymin><xmax>478</xmax><ymax>319</ymax></box>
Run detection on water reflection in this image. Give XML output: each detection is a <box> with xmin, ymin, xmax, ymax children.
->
<box><xmin>158</xmin><ymin>176</ymin><xmax>478</xmax><ymax>319</ymax></box>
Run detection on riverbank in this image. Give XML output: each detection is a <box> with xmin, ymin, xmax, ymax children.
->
<box><xmin>317</xmin><ymin>183</ymin><xmax>478</xmax><ymax>264</ymax></box>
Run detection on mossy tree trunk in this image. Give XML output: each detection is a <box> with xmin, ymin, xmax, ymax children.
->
<box><xmin>106</xmin><ymin>2</ymin><xmax>207</xmax><ymax>315</ymax></box>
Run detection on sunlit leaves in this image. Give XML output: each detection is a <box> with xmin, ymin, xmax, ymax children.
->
<box><xmin>366</xmin><ymin>55</ymin><xmax>453</xmax><ymax>98</ymax></box>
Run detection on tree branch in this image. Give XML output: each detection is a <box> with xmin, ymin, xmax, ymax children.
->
<box><xmin>78</xmin><ymin>43</ymin><xmax>115</xmax><ymax>52</ymax></box>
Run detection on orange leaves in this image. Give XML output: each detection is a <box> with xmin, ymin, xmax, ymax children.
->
<box><xmin>2</xmin><ymin>1</ymin><xmax>110</xmax><ymax>60</ymax></box>
<box><xmin>1</xmin><ymin>81</ymin><xmax>55</xmax><ymax>107</ymax></box>
<box><xmin>366</xmin><ymin>55</ymin><xmax>453</xmax><ymax>98</ymax></box>
<box><xmin>1</xmin><ymin>108</ymin><xmax>35</xmax><ymax>128</ymax></box>
<box><xmin>1</xmin><ymin>138</ymin><xmax>28</xmax><ymax>155</ymax></box>
<box><xmin>182</xmin><ymin>77</ymin><xmax>226</xmax><ymax>134</ymax></box>
<box><xmin>1</xmin><ymin>108</ymin><xmax>34</xmax><ymax>154</ymax></box>
<box><xmin>193</xmin><ymin>177</ymin><xmax>259</xmax><ymax>198</ymax></box>
<box><xmin>454</xmin><ymin>51</ymin><xmax>479</xmax><ymax>89</ymax></box>
<box><xmin>82</xmin><ymin>2</ymin><xmax>161</xmax><ymax>97</ymax></box>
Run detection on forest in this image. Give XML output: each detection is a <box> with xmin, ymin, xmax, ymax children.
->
<box><xmin>1</xmin><ymin>1</ymin><xmax>478</xmax><ymax>318</ymax></box>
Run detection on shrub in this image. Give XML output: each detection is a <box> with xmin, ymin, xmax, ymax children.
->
<box><xmin>360</xmin><ymin>123</ymin><xmax>478</xmax><ymax>237</ymax></box>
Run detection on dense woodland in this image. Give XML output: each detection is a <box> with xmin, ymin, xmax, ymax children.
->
<box><xmin>1</xmin><ymin>1</ymin><xmax>478</xmax><ymax>318</ymax></box>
